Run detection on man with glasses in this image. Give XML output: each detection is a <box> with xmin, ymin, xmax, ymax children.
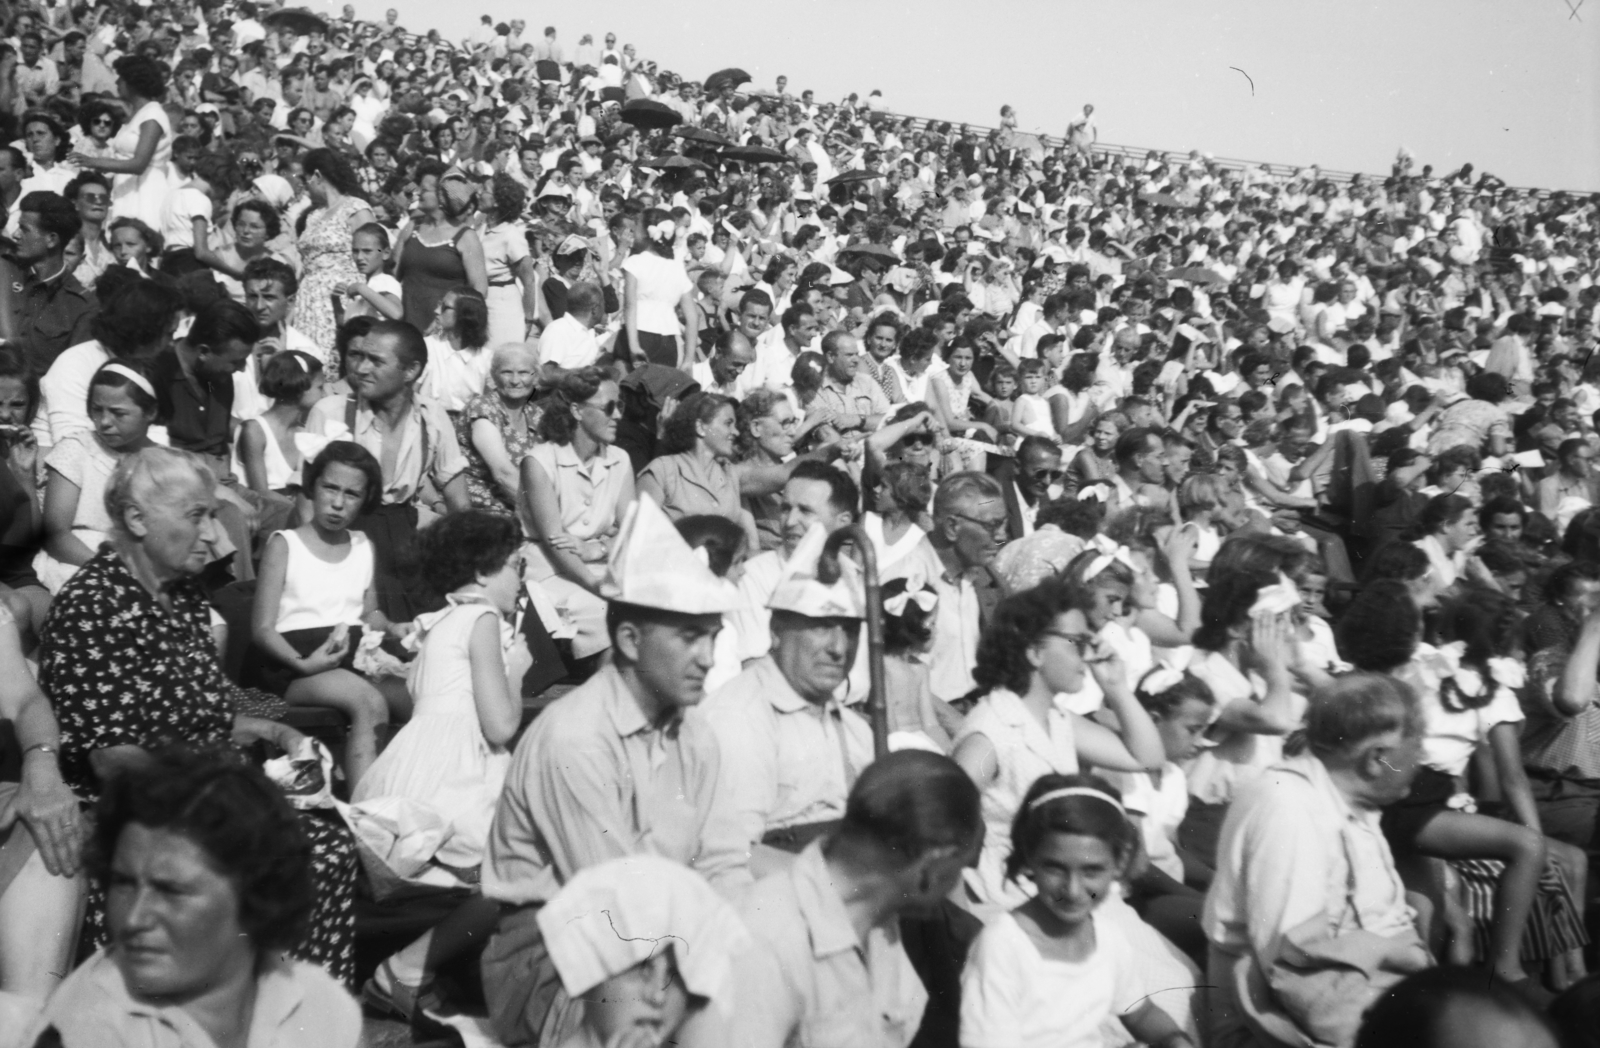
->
<box><xmin>889</xmin><ymin>472</ymin><xmax>1008</xmax><ymax>706</ymax></box>
<box><xmin>991</xmin><ymin>436</ymin><xmax>1063</xmax><ymax>541</ymax></box>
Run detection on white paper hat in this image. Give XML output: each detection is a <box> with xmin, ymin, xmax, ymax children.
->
<box><xmin>767</xmin><ymin>523</ymin><xmax>866</xmax><ymax>619</ymax></box>
<box><xmin>599</xmin><ymin>494</ymin><xmax>742</xmax><ymax>614</ymax></box>
<box><xmin>537</xmin><ymin>855</ymin><xmax>749</xmax><ymax>1001</ymax></box>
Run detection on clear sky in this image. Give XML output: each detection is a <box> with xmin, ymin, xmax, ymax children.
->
<box><xmin>367</xmin><ymin>0</ymin><xmax>1600</xmax><ymax>191</ymax></box>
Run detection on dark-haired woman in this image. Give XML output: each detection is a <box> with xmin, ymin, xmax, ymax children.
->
<box><xmin>395</xmin><ymin>162</ymin><xmax>488</xmax><ymax>333</ymax></box>
<box><xmin>621</xmin><ymin>207</ymin><xmax>696</xmax><ymax>368</ymax></box>
<box><xmin>481</xmin><ymin>173</ymin><xmax>538</xmax><ymax>346</ymax></box>
<box><xmin>638</xmin><ymin>392</ymin><xmax>756</xmax><ymax>547</ymax></box>
<box><xmin>291</xmin><ymin>149</ymin><xmax>374</xmax><ymax>363</ymax></box>
<box><xmin>33</xmin><ymin>748</ymin><xmax>360</xmax><ymax>1048</ymax></box>
<box><xmin>354</xmin><ymin>510</ymin><xmax>527</xmax><ymax>1019</ymax></box>
<box><xmin>239</xmin><ymin>350</ymin><xmax>325</xmax><ymax>497</ymax></box>
<box><xmin>1412</xmin><ymin>493</ymin><xmax>1483</xmax><ymax>593</ymax></box>
<box><xmin>247</xmin><ymin>440</ymin><xmax>398</xmax><ymax>787</ymax></box>
<box><xmin>70</xmin><ymin>55</ymin><xmax>171</xmax><ymax>231</ymax></box>
<box><xmin>953</xmin><ymin>579</ymin><xmax>1165</xmax><ymax>912</ymax></box>
<box><xmin>216</xmin><ymin>198</ymin><xmax>289</xmax><ymax>303</ymax></box>
<box><xmin>520</xmin><ymin>369</ymin><xmax>633</xmax><ymax>661</ymax></box>
<box><xmin>420</xmin><ymin>285</ymin><xmax>491</xmax><ymax>414</ymax></box>
<box><xmin>1177</xmin><ymin>570</ymin><xmax>1302</xmax><ymax>870</ymax></box>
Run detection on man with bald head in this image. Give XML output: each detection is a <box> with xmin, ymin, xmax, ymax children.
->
<box><xmin>692</xmin><ymin>328</ymin><xmax>756</xmax><ymax>397</ymax></box>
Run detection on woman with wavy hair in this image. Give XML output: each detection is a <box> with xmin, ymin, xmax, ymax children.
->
<box><xmin>520</xmin><ymin>368</ymin><xmax>632</xmax><ymax>660</ymax></box>
<box><xmin>620</xmin><ymin>206</ymin><xmax>697</xmax><ymax>368</ymax></box>
<box><xmin>291</xmin><ymin>149</ymin><xmax>375</xmax><ymax>363</ymax></box>
<box><xmin>480</xmin><ymin>174</ymin><xmax>538</xmax><ymax>346</ymax></box>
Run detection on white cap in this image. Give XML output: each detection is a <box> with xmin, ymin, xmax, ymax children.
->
<box><xmin>767</xmin><ymin>524</ymin><xmax>865</xmax><ymax>619</ymax></box>
<box><xmin>599</xmin><ymin>494</ymin><xmax>741</xmax><ymax>614</ymax></box>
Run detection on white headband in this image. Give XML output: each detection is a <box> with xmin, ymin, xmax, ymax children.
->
<box><xmin>1029</xmin><ymin>787</ymin><xmax>1126</xmax><ymax>816</ymax></box>
<box><xmin>101</xmin><ymin>363</ymin><xmax>156</xmax><ymax>399</ymax></box>
<box><xmin>1081</xmin><ymin>534</ymin><xmax>1136</xmax><ymax>583</ymax></box>
<box><xmin>1139</xmin><ymin>667</ymin><xmax>1185</xmax><ymax>697</ymax></box>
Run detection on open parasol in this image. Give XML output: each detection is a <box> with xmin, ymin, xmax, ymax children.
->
<box><xmin>261</xmin><ymin>7</ymin><xmax>331</xmax><ymax>36</ymax></box>
<box><xmin>837</xmin><ymin>243</ymin><xmax>901</xmax><ymax>266</ymax></box>
<box><xmin>1163</xmin><ymin>265</ymin><xmax>1230</xmax><ymax>286</ymax></box>
<box><xmin>619</xmin><ymin>99</ymin><xmax>682</xmax><ymax>130</ymax></box>
<box><xmin>719</xmin><ymin>144</ymin><xmax>789</xmax><ymax>164</ymax></box>
<box><xmin>826</xmin><ymin>169</ymin><xmax>880</xmax><ymax>187</ymax></box>
<box><xmin>640</xmin><ymin>155</ymin><xmax>713</xmax><ymax>173</ymax></box>
<box><xmin>674</xmin><ymin>126</ymin><xmax>732</xmax><ymax>146</ymax></box>
<box><xmin>1138</xmin><ymin>190</ymin><xmax>1185</xmax><ymax>208</ymax></box>
<box><xmin>703</xmin><ymin>67</ymin><xmax>752</xmax><ymax>94</ymax></box>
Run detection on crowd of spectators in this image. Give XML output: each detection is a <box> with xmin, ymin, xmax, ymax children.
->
<box><xmin>0</xmin><ymin>2</ymin><xmax>1598</xmax><ymax>1047</ymax></box>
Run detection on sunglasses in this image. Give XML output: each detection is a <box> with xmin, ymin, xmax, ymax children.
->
<box><xmin>1042</xmin><ymin>629</ymin><xmax>1096</xmax><ymax>655</ymax></box>
<box><xmin>1026</xmin><ymin>468</ymin><xmax>1067</xmax><ymax>485</ymax></box>
<box><xmin>586</xmin><ymin>399</ymin><xmax>621</xmax><ymax>417</ymax></box>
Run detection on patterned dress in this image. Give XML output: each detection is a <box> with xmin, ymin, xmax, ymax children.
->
<box><xmin>289</xmin><ymin>196</ymin><xmax>366</xmax><ymax>370</ymax></box>
<box><xmin>455</xmin><ymin>391</ymin><xmax>544</xmax><ymax>515</ymax></box>
<box><xmin>39</xmin><ymin>549</ymin><xmax>357</xmax><ymax>986</ymax></box>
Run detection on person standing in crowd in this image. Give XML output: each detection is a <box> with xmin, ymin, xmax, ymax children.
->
<box><xmin>70</xmin><ymin>55</ymin><xmax>170</xmax><ymax>231</ymax></box>
<box><xmin>291</xmin><ymin>149</ymin><xmax>374</xmax><ymax>365</ymax></box>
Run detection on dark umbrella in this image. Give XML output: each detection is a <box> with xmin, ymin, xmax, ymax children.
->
<box><xmin>838</xmin><ymin>243</ymin><xmax>901</xmax><ymax>266</ymax></box>
<box><xmin>703</xmin><ymin>67</ymin><xmax>752</xmax><ymax>94</ymax></box>
<box><xmin>640</xmin><ymin>155</ymin><xmax>712</xmax><ymax>173</ymax></box>
<box><xmin>1163</xmin><ymin>265</ymin><xmax>1229</xmax><ymax>287</ymax></box>
<box><xmin>1138</xmin><ymin>190</ymin><xmax>1185</xmax><ymax>208</ymax></box>
<box><xmin>674</xmin><ymin>126</ymin><xmax>731</xmax><ymax>146</ymax></box>
<box><xmin>720</xmin><ymin>145</ymin><xmax>789</xmax><ymax>164</ymax></box>
<box><xmin>261</xmin><ymin>7</ymin><xmax>331</xmax><ymax>36</ymax></box>
<box><xmin>826</xmin><ymin>169</ymin><xmax>880</xmax><ymax>187</ymax></box>
<box><xmin>619</xmin><ymin>99</ymin><xmax>682</xmax><ymax>130</ymax></box>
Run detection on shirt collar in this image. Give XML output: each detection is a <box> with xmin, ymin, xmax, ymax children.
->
<box><xmin>754</xmin><ymin>655</ymin><xmax>823</xmax><ymax>715</ymax></box>
<box><xmin>790</xmin><ymin>841</ymin><xmax>861</xmax><ymax>959</ymax></box>
<box><xmin>601</xmin><ymin>663</ymin><xmax>678</xmax><ymax>739</ymax></box>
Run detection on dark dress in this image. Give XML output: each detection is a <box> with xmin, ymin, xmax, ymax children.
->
<box><xmin>397</xmin><ymin>226</ymin><xmax>470</xmax><ymax>332</ymax></box>
<box><xmin>39</xmin><ymin>548</ymin><xmax>357</xmax><ymax>986</ymax></box>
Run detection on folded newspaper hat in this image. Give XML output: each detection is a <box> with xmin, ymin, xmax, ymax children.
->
<box><xmin>599</xmin><ymin>493</ymin><xmax>741</xmax><ymax>614</ymax></box>
<box><xmin>537</xmin><ymin>854</ymin><xmax>749</xmax><ymax>1001</ymax></box>
<box><xmin>767</xmin><ymin>523</ymin><xmax>865</xmax><ymax>619</ymax></box>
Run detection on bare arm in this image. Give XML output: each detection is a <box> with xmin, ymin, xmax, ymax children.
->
<box><xmin>71</xmin><ymin>118</ymin><xmax>162</xmax><ymax>174</ymax></box>
<box><xmin>679</xmin><ymin>290</ymin><xmax>700</xmax><ymax>367</ymax></box>
<box><xmin>0</xmin><ymin>606</ymin><xmax>83</xmax><ymax>875</ymax></box>
<box><xmin>458</xmin><ymin>229</ymin><xmax>489</xmax><ymax>296</ymax></box>
<box><xmin>238</xmin><ymin>418</ymin><xmax>272</xmax><ymax>495</ymax></box>
<box><xmin>521</xmin><ymin>455</ymin><xmax>604</xmax><ymax>595</ymax></box>
<box><xmin>42</xmin><ymin>469</ymin><xmax>93</xmax><ymax>565</ymax></box>
<box><xmin>467</xmin><ymin>611</ymin><xmax>521</xmax><ymax>747</ymax></box>
<box><xmin>471</xmin><ymin>418</ymin><xmax>524</xmax><ymax>506</ymax></box>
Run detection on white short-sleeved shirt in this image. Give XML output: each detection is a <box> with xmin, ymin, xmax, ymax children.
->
<box><xmin>160</xmin><ymin>184</ymin><xmax>213</xmax><ymax>251</ymax></box>
<box><xmin>1398</xmin><ymin>647</ymin><xmax>1527</xmax><ymax>777</ymax></box>
<box><xmin>341</xmin><ymin>272</ymin><xmax>402</xmax><ymax>319</ymax></box>
<box><xmin>1114</xmin><ymin>763</ymin><xmax>1190</xmax><ymax>882</ymax></box>
<box><xmin>961</xmin><ymin>910</ymin><xmax>1141</xmax><ymax>1048</ymax></box>
<box><xmin>622</xmin><ymin>252</ymin><xmax>692</xmax><ymax>335</ymax></box>
<box><xmin>1185</xmin><ymin>648</ymin><xmax>1296</xmax><ymax>806</ymax></box>
<box><xmin>538</xmin><ymin>314</ymin><xmax>601</xmax><ymax>370</ymax></box>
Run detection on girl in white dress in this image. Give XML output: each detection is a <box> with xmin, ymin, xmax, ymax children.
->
<box><xmin>68</xmin><ymin>55</ymin><xmax>171</xmax><ymax>231</ymax></box>
<box><xmin>960</xmin><ymin>773</ymin><xmax>1197</xmax><ymax>1048</ymax></box>
<box><xmin>356</xmin><ymin>509</ymin><xmax>530</xmax><ymax>1019</ymax></box>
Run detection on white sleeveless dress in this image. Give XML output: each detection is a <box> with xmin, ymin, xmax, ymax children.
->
<box><xmin>352</xmin><ymin>599</ymin><xmax>512</xmax><ymax>869</ymax></box>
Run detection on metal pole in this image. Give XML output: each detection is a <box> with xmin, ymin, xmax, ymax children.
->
<box><xmin>821</xmin><ymin>525</ymin><xmax>889</xmax><ymax>760</ymax></box>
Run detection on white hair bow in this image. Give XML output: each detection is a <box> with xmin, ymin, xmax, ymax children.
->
<box><xmin>1248</xmin><ymin>572</ymin><xmax>1301</xmax><ymax>619</ymax></box>
<box><xmin>648</xmin><ymin>219</ymin><xmax>676</xmax><ymax>241</ymax></box>
<box><xmin>1082</xmin><ymin>533</ymin><xmax>1136</xmax><ymax>582</ymax></box>
<box><xmin>884</xmin><ymin>586</ymin><xmax>938</xmax><ymax>617</ymax></box>
<box><xmin>1139</xmin><ymin>666</ymin><xmax>1185</xmax><ymax>697</ymax></box>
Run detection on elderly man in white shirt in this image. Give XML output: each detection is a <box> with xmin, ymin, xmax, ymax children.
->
<box><xmin>1202</xmin><ymin>672</ymin><xmax>1432</xmax><ymax>1048</ymax></box>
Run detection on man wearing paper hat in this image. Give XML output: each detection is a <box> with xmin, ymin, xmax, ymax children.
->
<box><xmin>703</xmin><ymin>523</ymin><xmax>875</xmax><ymax>874</ymax></box>
<box><xmin>481</xmin><ymin>494</ymin><xmax>751</xmax><ymax>1047</ymax></box>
